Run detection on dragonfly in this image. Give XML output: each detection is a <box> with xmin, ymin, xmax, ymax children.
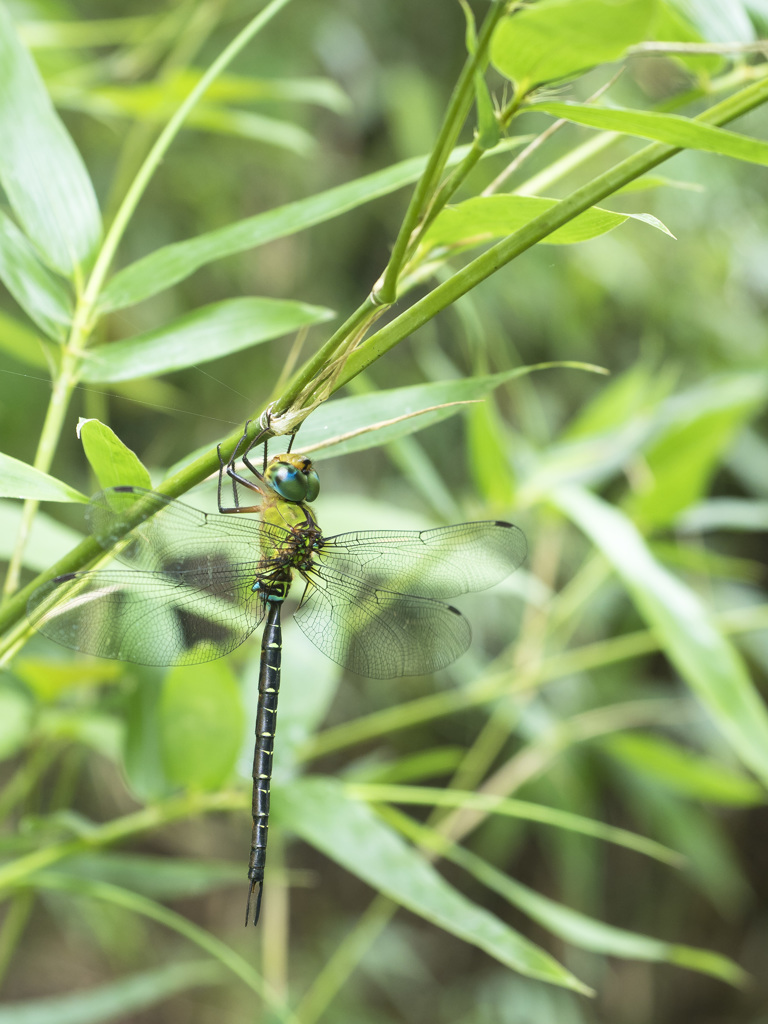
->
<box><xmin>28</xmin><ymin>423</ymin><xmax>527</xmax><ymax>925</ymax></box>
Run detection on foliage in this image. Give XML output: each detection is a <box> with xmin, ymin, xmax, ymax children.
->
<box><xmin>0</xmin><ymin>0</ymin><xmax>767</xmax><ymax>1021</ymax></box>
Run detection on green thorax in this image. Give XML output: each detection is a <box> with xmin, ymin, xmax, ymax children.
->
<box><xmin>259</xmin><ymin>453</ymin><xmax>321</xmax><ymax>569</ymax></box>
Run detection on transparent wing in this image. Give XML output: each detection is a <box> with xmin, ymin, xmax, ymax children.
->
<box><xmin>86</xmin><ymin>487</ymin><xmax>291</xmax><ymax>572</ymax></box>
<box><xmin>318</xmin><ymin>521</ymin><xmax>526</xmax><ymax>599</ymax></box>
<box><xmin>294</xmin><ymin>564</ymin><xmax>471</xmax><ymax>679</ymax></box>
<box><xmin>28</xmin><ymin>562</ymin><xmax>266</xmax><ymax>666</ymax></box>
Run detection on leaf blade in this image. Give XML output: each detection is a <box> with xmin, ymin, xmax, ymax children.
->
<box><xmin>0</xmin><ymin>4</ymin><xmax>102</xmax><ymax>277</ymax></box>
<box><xmin>555</xmin><ymin>486</ymin><xmax>768</xmax><ymax>787</ymax></box>
<box><xmin>80</xmin><ymin>297</ymin><xmax>335</xmax><ymax>383</ymax></box>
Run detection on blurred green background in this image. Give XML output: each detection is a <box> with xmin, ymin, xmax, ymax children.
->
<box><xmin>1</xmin><ymin>1</ymin><xmax>768</xmax><ymax>1022</ymax></box>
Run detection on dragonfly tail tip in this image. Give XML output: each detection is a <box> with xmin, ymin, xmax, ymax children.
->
<box><xmin>245</xmin><ymin>879</ymin><xmax>264</xmax><ymax>928</ymax></box>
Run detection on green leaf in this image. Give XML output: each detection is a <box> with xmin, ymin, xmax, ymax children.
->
<box><xmin>349</xmin><ymin>783</ymin><xmax>680</xmax><ymax>864</ymax></box>
<box><xmin>0</xmin><ymin>209</ymin><xmax>73</xmax><ymax>340</ymax></box>
<box><xmin>80</xmin><ymin>297</ymin><xmax>334</xmax><ymax>383</ymax></box>
<box><xmin>0</xmin><ymin>499</ymin><xmax>82</xmax><ymax>571</ymax></box>
<box><xmin>0</xmin><ymin>3</ymin><xmax>102</xmax><ymax>277</ymax></box>
<box><xmin>390</xmin><ymin>808</ymin><xmax>747</xmax><ymax>987</ymax></box>
<box><xmin>160</xmin><ymin>661</ymin><xmax>244</xmax><ymax>791</ymax></box>
<box><xmin>98</xmin><ymin>140</ymin><xmax>524</xmax><ymax>313</ymax></box>
<box><xmin>491</xmin><ymin>0</ymin><xmax>658</xmax><ymax>91</ymax></box>
<box><xmin>602</xmin><ymin>732</ymin><xmax>766</xmax><ymax>806</ymax></box>
<box><xmin>60</xmin><ymin>853</ymin><xmax>242</xmax><ymax>900</ymax></box>
<box><xmin>667</xmin><ymin>0</ymin><xmax>755</xmax><ymax>43</ymax></box>
<box><xmin>78</xmin><ymin>419</ymin><xmax>152</xmax><ymax>491</ymax></box>
<box><xmin>60</xmin><ymin>86</ymin><xmax>316</xmax><ymax>154</ymax></box>
<box><xmin>0</xmin><ymin>960</ymin><xmax>223</xmax><ymax>1024</ymax></box>
<box><xmin>0</xmin><ymin>452</ymin><xmax>87</xmax><ymax>502</ymax></box>
<box><xmin>297</xmin><ymin>363</ymin><xmax>605</xmax><ymax>458</ymax></box>
<box><xmin>626</xmin><ymin>374</ymin><xmax>768</xmax><ymax>528</ymax></box>
<box><xmin>527</xmin><ymin>100</ymin><xmax>768</xmax><ymax>168</ymax></box>
<box><xmin>419</xmin><ymin>195</ymin><xmax>673</xmax><ymax>254</ymax></box>
<box><xmin>277</xmin><ymin>776</ymin><xmax>593</xmax><ymax>994</ymax></box>
<box><xmin>555</xmin><ymin>486</ymin><xmax>768</xmax><ymax>787</ymax></box>
<box><xmin>0</xmin><ymin>309</ymin><xmax>51</xmax><ymax>368</ymax></box>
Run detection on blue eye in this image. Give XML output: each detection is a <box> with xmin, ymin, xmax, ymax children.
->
<box><xmin>268</xmin><ymin>464</ymin><xmax>307</xmax><ymax>501</ymax></box>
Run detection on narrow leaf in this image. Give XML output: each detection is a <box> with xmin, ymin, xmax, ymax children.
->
<box><xmin>349</xmin><ymin>783</ymin><xmax>681</xmax><ymax>865</ymax></box>
<box><xmin>602</xmin><ymin>732</ymin><xmax>766</xmax><ymax>806</ymax></box>
<box><xmin>295</xmin><ymin>363</ymin><xmax>605</xmax><ymax>458</ymax></box>
<box><xmin>0</xmin><ymin>961</ymin><xmax>223</xmax><ymax>1024</ymax></box>
<box><xmin>390</xmin><ymin>808</ymin><xmax>748</xmax><ymax>988</ymax></box>
<box><xmin>78</xmin><ymin>419</ymin><xmax>152</xmax><ymax>491</ymax></box>
<box><xmin>0</xmin><ymin>209</ymin><xmax>73</xmax><ymax>340</ymax></box>
<box><xmin>555</xmin><ymin>486</ymin><xmax>768</xmax><ymax>787</ymax></box>
<box><xmin>0</xmin><ymin>452</ymin><xmax>86</xmax><ymax>502</ymax></box>
<box><xmin>278</xmin><ymin>776</ymin><xmax>592</xmax><ymax>994</ymax></box>
<box><xmin>99</xmin><ymin>140</ymin><xmax>524</xmax><ymax>313</ymax></box>
<box><xmin>0</xmin><ymin>3</ymin><xmax>102</xmax><ymax>277</ymax></box>
<box><xmin>528</xmin><ymin>101</ymin><xmax>768</xmax><ymax>168</ymax></box>
<box><xmin>420</xmin><ymin>195</ymin><xmax>673</xmax><ymax>254</ymax></box>
<box><xmin>80</xmin><ymin>297</ymin><xmax>334</xmax><ymax>383</ymax></box>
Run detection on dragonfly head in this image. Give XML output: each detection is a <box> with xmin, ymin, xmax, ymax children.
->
<box><xmin>264</xmin><ymin>454</ymin><xmax>320</xmax><ymax>503</ymax></box>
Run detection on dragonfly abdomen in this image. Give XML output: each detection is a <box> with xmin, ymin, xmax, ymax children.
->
<box><xmin>247</xmin><ymin>571</ymin><xmax>290</xmax><ymax>926</ymax></box>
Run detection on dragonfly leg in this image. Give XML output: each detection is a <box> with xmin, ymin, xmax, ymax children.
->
<box><xmin>217</xmin><ymin>421</ymin><xmax>268</xmax><ymax>514</ymax></box>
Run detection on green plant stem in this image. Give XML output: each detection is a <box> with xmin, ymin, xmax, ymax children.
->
<box><xmin>293</xmin><ymin>897</ymin><xmax>394</xmax><ymax>1024</ymax></box>
<box><xmin>376</xmin><ymin>0</ymin><xmax>507</xmax><ymax>304</ymax></box>
<box><xmin>0</xmin><ymin>790</ymin><xmax>243</xmax><ymax>893</ymax></box>
<box><xmin>334</xmin><ymin>71</ymin><xmax>768</xmax><ymax>387</ymax></box>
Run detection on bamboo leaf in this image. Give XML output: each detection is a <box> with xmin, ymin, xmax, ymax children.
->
<box><xmin>528</xmin><ymin>101</ymin><xmax>768</xmax><ymax>168</ymax></box>
<box><xmin>491</xmin><ymin>0</ymin><xmax>657</xmax><ymax>90</ymax></box>
<box><xmin>0</xmin><ymin>452</ymin><xmax>87</xmax><ymax>502</ymax></box>
<box><xmin>555</xmin><ymin>486</ymin><xmax>768</xmax><ymax>787</ymax></box>
<box><xmin>98</xmin><ymin>141</ymin><xmax>525</xmax><ymax>313</ymax></box>
<box><xmin>80</xmin><ymin>297</ymin><xmax>335</xmax><ymax>383</ymax></box>
<box><xmin>420</xmin><ymin>195</ymin><xmax>674</xmax><ymax>254</ymax></box>
<box><xmin>602</xmin><ymin>732</ymin><xmax>766</xmax><ymax>806</ymax></box>
<box><xmin>0</xmin><ymin>209</ymin><xmax>73</xmax><ymax>340</ymax></box>
<box><xmin>295</xmin><ymin>363</ymin><xmax>605</xmax><ymax>458</ymax></box>
<box><xmin>0</xmin><ymin>3</ymin><xmax>102</xmax><ymax>277</ymax></box>
<box><xmin>78</xmin><ymin>419</ymin><xmax>153</xmax><ymax>491</ymax></box>
<box><xmin>390</xmin><ymin>808</ymin><xmax>748</xmax><ymax>988</ymax></box>
<box><xmin>277</xmin><ymin>775</ymin><xmax>593</xmax><ymax>994</ymax></box>
<box><xmin>348</xmin><ymin>783</ymin><xmax>681</xmax><ymax>865</ymax></box>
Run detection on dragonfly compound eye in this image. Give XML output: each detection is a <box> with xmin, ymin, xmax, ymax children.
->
<box><xmin>267</xmin><ymin>462</ymin><xmax>309</xmax><ymax>502</ymax></box>
<box><xmin>304</xmin><ymin>469</ymin><xmax>320</xmax><ymax>502</ymax></box>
